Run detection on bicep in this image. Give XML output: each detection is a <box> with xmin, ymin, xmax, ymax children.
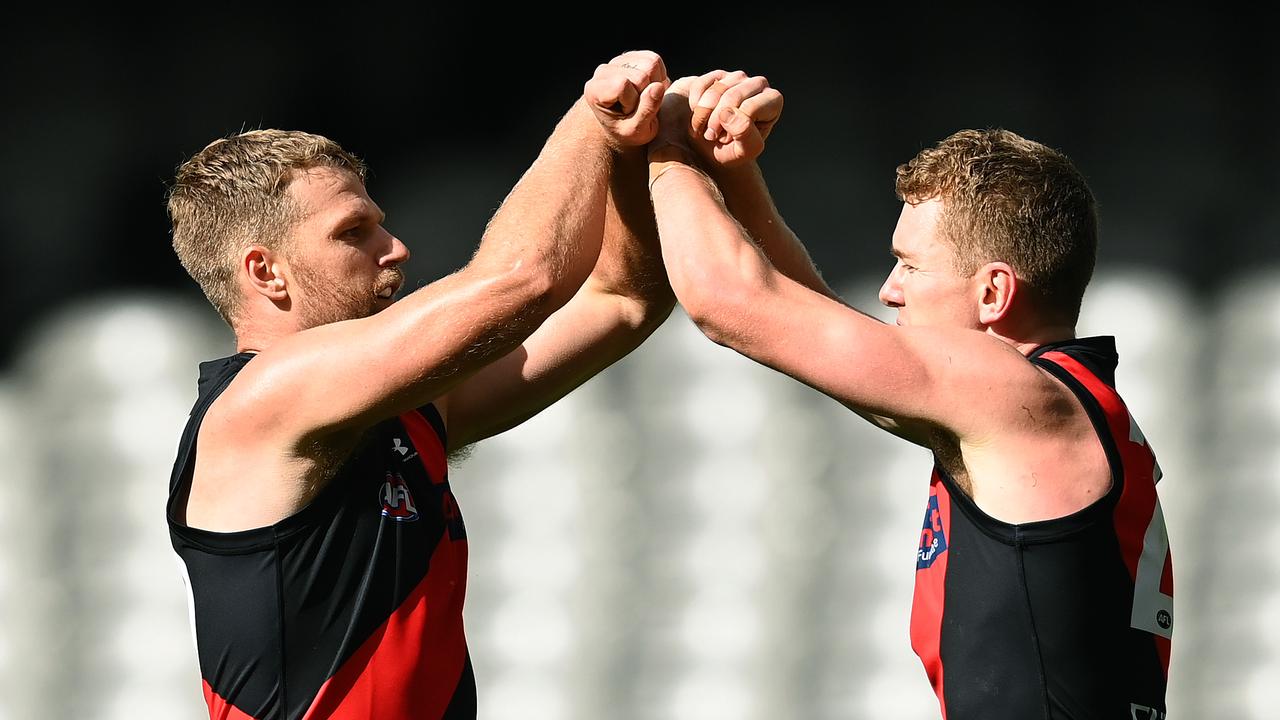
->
<box><xmin>221</xmin><ymin>265</ymin><xmax>551</xmax><ymax>449</ymax></box>
<box><xmin>705</xmin><ymin>274</ymin><xmax>1038</xmax><ymax>439</ymax></box>
<box><xmin>442</xmin><ymin>281</ymin><xmax>667</xmax><ymax>452</ymax></box>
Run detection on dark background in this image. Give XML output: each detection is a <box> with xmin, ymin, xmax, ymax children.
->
<box><xmin>4</xmin><ymin>6</ymin><xmax>1276</xmax><ymax>367</ymax></box>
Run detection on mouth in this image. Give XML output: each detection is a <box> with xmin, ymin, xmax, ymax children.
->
<box><xmin>374</xmin><ymin>269</ymin><xmax>405</xmax><ymax>300</ymax></box>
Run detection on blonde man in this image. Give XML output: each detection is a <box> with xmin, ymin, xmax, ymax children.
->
<box><xmin>647</xmin><ymin>73</ymin><xmax>1172</xmax><ymax>719</ymax></box>
<box><xmin>166</xmin><ymin>51</ymin><xmax>673</xmax><ymax>720</ymax></box>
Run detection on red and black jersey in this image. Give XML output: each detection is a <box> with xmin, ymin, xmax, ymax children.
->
<box><xmin>910</xmin><ymin>337</ymin><xmax>1173</xmax><ymax>720</ymax></box>
<box><xmin>167</xmin><ymin>353</ymin><xmax>475</xmax><ymax>720</ymax></box>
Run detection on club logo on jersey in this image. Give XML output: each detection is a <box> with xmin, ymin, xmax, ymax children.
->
<box><xmin>917</xmin><ymin>494</ymin><xmax>948</xmax><ymax>569</ymax></box>
<box><xmin>380</xmin><ymin>472</ymin><xmax>419</xmax><ymax>522</ymax></box>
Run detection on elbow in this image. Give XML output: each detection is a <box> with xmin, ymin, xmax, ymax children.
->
<box><xmin>677</xmin><ymin>270</ymin><xmax>762</xmax><ymax>349</ymax></box>
<box><xmin>471</xmin><ymin>257</ymin><xmax>567</xmax><ymax>328</ymax></box>
<box><xmin>521</xmin><ymin>249</ymin><xmax>601</xmax><ymax>316</ymax></box>
<box><xmin>626</xmin><ymin>283</ymin><xmax>678</xmax><ymax>332</ymax></box>
<box><xmin>515</xmin><ymin>261</ymin><xmax>573</xmax><ymax>322</ymax></box>
<box><xmin>684</xmin><ymin>302</ymin><xmax>738</xmax><ymax>349</ymax></box>
<box><xmin>516</xmin><ymin>259</ymin><xmax>563</xmax><ymax>310</ymax></box>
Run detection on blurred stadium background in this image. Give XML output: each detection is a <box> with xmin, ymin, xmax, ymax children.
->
<box><xmin>2</xmin><ymin>7</ymin><xmax>1276</xmax><ymax>719</ymax></box>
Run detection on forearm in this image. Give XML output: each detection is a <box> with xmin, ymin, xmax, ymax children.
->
<box><xmin>707</xmin><ymin>161</ymin><xmax>840</xmax><ymax>301</ymax></box>
<box><xmin>439</xmin><ymin>152</ymin><xmax>675</xmax><ymax>452</ymax></box>
<box><xmin>649</xmin><ymin>157</ymin><xmax>777</xmax><ymax>343</ymax></box>
<box><xmin>272</xmin><ymin>101</ymin><xmax>612</xmax><ymax>432</ymax></box>
<box><xmin>593</xmin><ymin>146</ymin><xmax>676</xmax><ymax>322</ymax></box>
<box><xmin>469</xmin><ymin>99</ymin><xmax>612</xmax><ymax>311</ymax></box>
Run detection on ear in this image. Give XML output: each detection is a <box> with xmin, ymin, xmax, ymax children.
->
<box><xmin>242</xmin><ymin>245</ymin><xmax>290</xmax><ymax>302</ymax></box>
<box><xmin>976</xmin><ymin>261</ymin><xmax>1017</xmax><ymax>325</ymax></box>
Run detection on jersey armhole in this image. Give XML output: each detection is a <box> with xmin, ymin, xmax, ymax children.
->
<box><xmin>1031</xmin><ymin>355</ymin><xmax>1126</xmax><ymax>505</ymax></box>
<box><xmin>167</xmin><ymin>369</ymin><xmax>246</xmax><ymax>530</ymax></box>
<box><xmin>417</xmin><ymin>402</ymin><xmax>448</xmax><ymax>448</ymax></box>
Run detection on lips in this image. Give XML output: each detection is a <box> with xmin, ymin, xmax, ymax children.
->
<box><xmin>374</xmin><ymin>268</ymin><xmax>404</xmax><ymax>299</ymax></box>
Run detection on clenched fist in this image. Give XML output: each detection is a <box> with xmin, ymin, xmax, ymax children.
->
<box><xmin>584</xmin><ymin>50</ymin><xmax>670</xmax><ymax>148</ymax></box>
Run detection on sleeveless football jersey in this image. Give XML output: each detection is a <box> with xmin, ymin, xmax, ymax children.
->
<box><xmin>909</xmin><ymin>337</ymin><xmax>1172</xmax><ymax>720</ymax></box>
<box><xmin>168</xmin><ymin>353</ymin><xmax>475</xmax><ymax>720</ymax></box>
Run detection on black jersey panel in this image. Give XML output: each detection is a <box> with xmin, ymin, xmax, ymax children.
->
<box><xmin>938</xmin><ymin>510</ymin><xmax>1047</xmax><ymax>720</ymax></box>
<box><xmin>169</xmin><ymin>353</ymin><xmax>472</xmax><ymax>720</ymax></box>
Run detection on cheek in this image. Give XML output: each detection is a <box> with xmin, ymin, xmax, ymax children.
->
<box><xmin>906</xmin><ymin>276</ymin><xmax>967</xmax><ymax>319</ymax></box>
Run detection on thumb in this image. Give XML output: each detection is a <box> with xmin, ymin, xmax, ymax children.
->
<box><xmin>632</xmin><ymin>81</ymin><xmax>666</xmax><ymax>124</ymax></box>
<box><xmin>719</xmin><ymin>107</ymin><xmax>757</xmax><ymax>140</ymax></box>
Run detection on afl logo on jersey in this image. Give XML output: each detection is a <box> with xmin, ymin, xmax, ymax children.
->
<box><xmin>917</xmin><ymin>494</ymin><xmax>948</xmax><ymax>569</ymax></box>
<box><xmin>380</xmin><ymin>472</ymin><xmax>419</xmax><ymax>522</ymax></box>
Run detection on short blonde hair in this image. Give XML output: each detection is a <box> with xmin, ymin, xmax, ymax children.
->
<box><xmin>167</xmin><ymin>129</ymin><xmax>367</xmax><ymax>326</ymax></box>
<box><xmin>895</xmin><ymin>129</ymin><xmax>1097</xmax><ymax>324</ymax></box>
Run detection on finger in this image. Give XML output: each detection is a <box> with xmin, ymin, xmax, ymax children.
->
<box><xmin>692</xmin><ymin>82</ymin><xmax>738</xmax><ymax>138</ymax></box>
<box><xmin>715</xmin><ymin>129</ymin><xmax>763</xmax><ymax>165</ymax></box>
<box><xmin>630</xmin><ymin>81</ymin><xmax>667</xmax><ymax>131</ymax></box>
<box><xmin>738</xmin><ymin>88</ymin><xmax>784</xmax><ymax>139</ymax></box>
<box><xmin>586</xmin><ymin>65</ymin><xmax>636</xmax><ymax>115</ymax></box>
<box><xmin>652</xmin><ymin>54</ymin><xmax>670</xmax><ymax>85</ymax></box>
<box><xmin>706</xmin><ymin>76</ymin><xmax>770</xmax><ymax>139</ymax></box>
<box><xmin>612</xmin><ymin>50</ymin><xmax>667</xmax><ymax>86</ymax></box>
<box><xmin>697</xmin><ymin>71</ymin><xmax>750</xmax><ymax>140</ymax></box>
<box><xmin>687</xmin><ymin>70</ymin><xmax>728</xmax><ymax>132</ymax></box>
<box><xmin>690</xmin><ymin>104</ymin><xmax>717</xmax><ymax>138</ymax></box>
<box><xmin>600</xmin><ymin>78</ymin><xmax>642</xmax><ymax>117</ymax></box>
<box><xmin>695</xmin><ymin>71</ymin><xmax>748</xmax><ymax>110</ymax></box>
<box><xmin>717</xmin><ymin>106</ymin><xmax>758</xmax><ymax>142</ymax></box>
<box><xmin>668</xmin><ymin>75</ymin><xmax>698</xmax><ymax>96</ymax></box>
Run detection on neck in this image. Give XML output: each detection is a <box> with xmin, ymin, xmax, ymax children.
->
<box><xmin>987</xmin><ymin>324</ymin><xmax>1078</xmax><ymax>357</ymax></box>
<box><xmin>233</xmin><ymin>315</ymin><xmax>296</xmax><ymax>355</ymax></box>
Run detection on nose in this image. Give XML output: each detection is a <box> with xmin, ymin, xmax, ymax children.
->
<box><xmin>879</xmin><ymin>262</ymin><xmax>904</xmax><ymax>308</ymax></box>
<box><xmin>382</xmin><ymin>232</ymin><xmax>411</xmax><ymax>266</ymax></box>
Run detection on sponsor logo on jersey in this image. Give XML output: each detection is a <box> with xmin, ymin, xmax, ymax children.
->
<box><xmin>380</xmin><ymin>472</ymin><xmax>419</xmax><ymax>522</ymax></box>
<box><xmin>1130</xmin><ymin>703</ymin><xmax>1166</xmax><ymax>720</ymax></box>
<box><xmin>917</xmin><ymin>494</ymin><xmax>948</xmax><ymax>569</ymax></box>
<box><xmin>391</xmin><ymin>437</ymin><xmax>419</xmax><ymax>463</ymax></box>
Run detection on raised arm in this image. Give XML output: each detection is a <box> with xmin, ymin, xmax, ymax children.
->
<box><xmin>442</xmin><ymin>51</ymin><xmax>678</xmax><ymax>451</ymax></box>
<box><xmin>646</xmin><ymin>82</ymin><xmax>1057</xmax><ymax>448</ymax></box>
<box><xmin>190</xmin><ymin>94</ymin><xmax>616</xmax><ymax>530</ymax></box>
<box><xmin>676</xmin><ymin>71</ymin><xmax>840</xmax><ymax>301</ymax></box>
<box><xmin>238</xmin><ymin>102</ymin><xmax>609</xmax><ymax>432</ymax></box>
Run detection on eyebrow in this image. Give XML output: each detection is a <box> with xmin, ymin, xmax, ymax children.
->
<box><xmin>334</xmin><ymin>206</ymin><xmax>386</xmax><ymax>229</ymax></box>
<box><xmin>890</xmin><ymin>248</ymin><xmax>911</xmax><ymax>260</ymax></box>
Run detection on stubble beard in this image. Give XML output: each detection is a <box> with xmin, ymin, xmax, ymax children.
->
<box><xmin>293</xmin><ymin>263</ymin><xmax>404</xmax><ymax>329</ymax></box>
